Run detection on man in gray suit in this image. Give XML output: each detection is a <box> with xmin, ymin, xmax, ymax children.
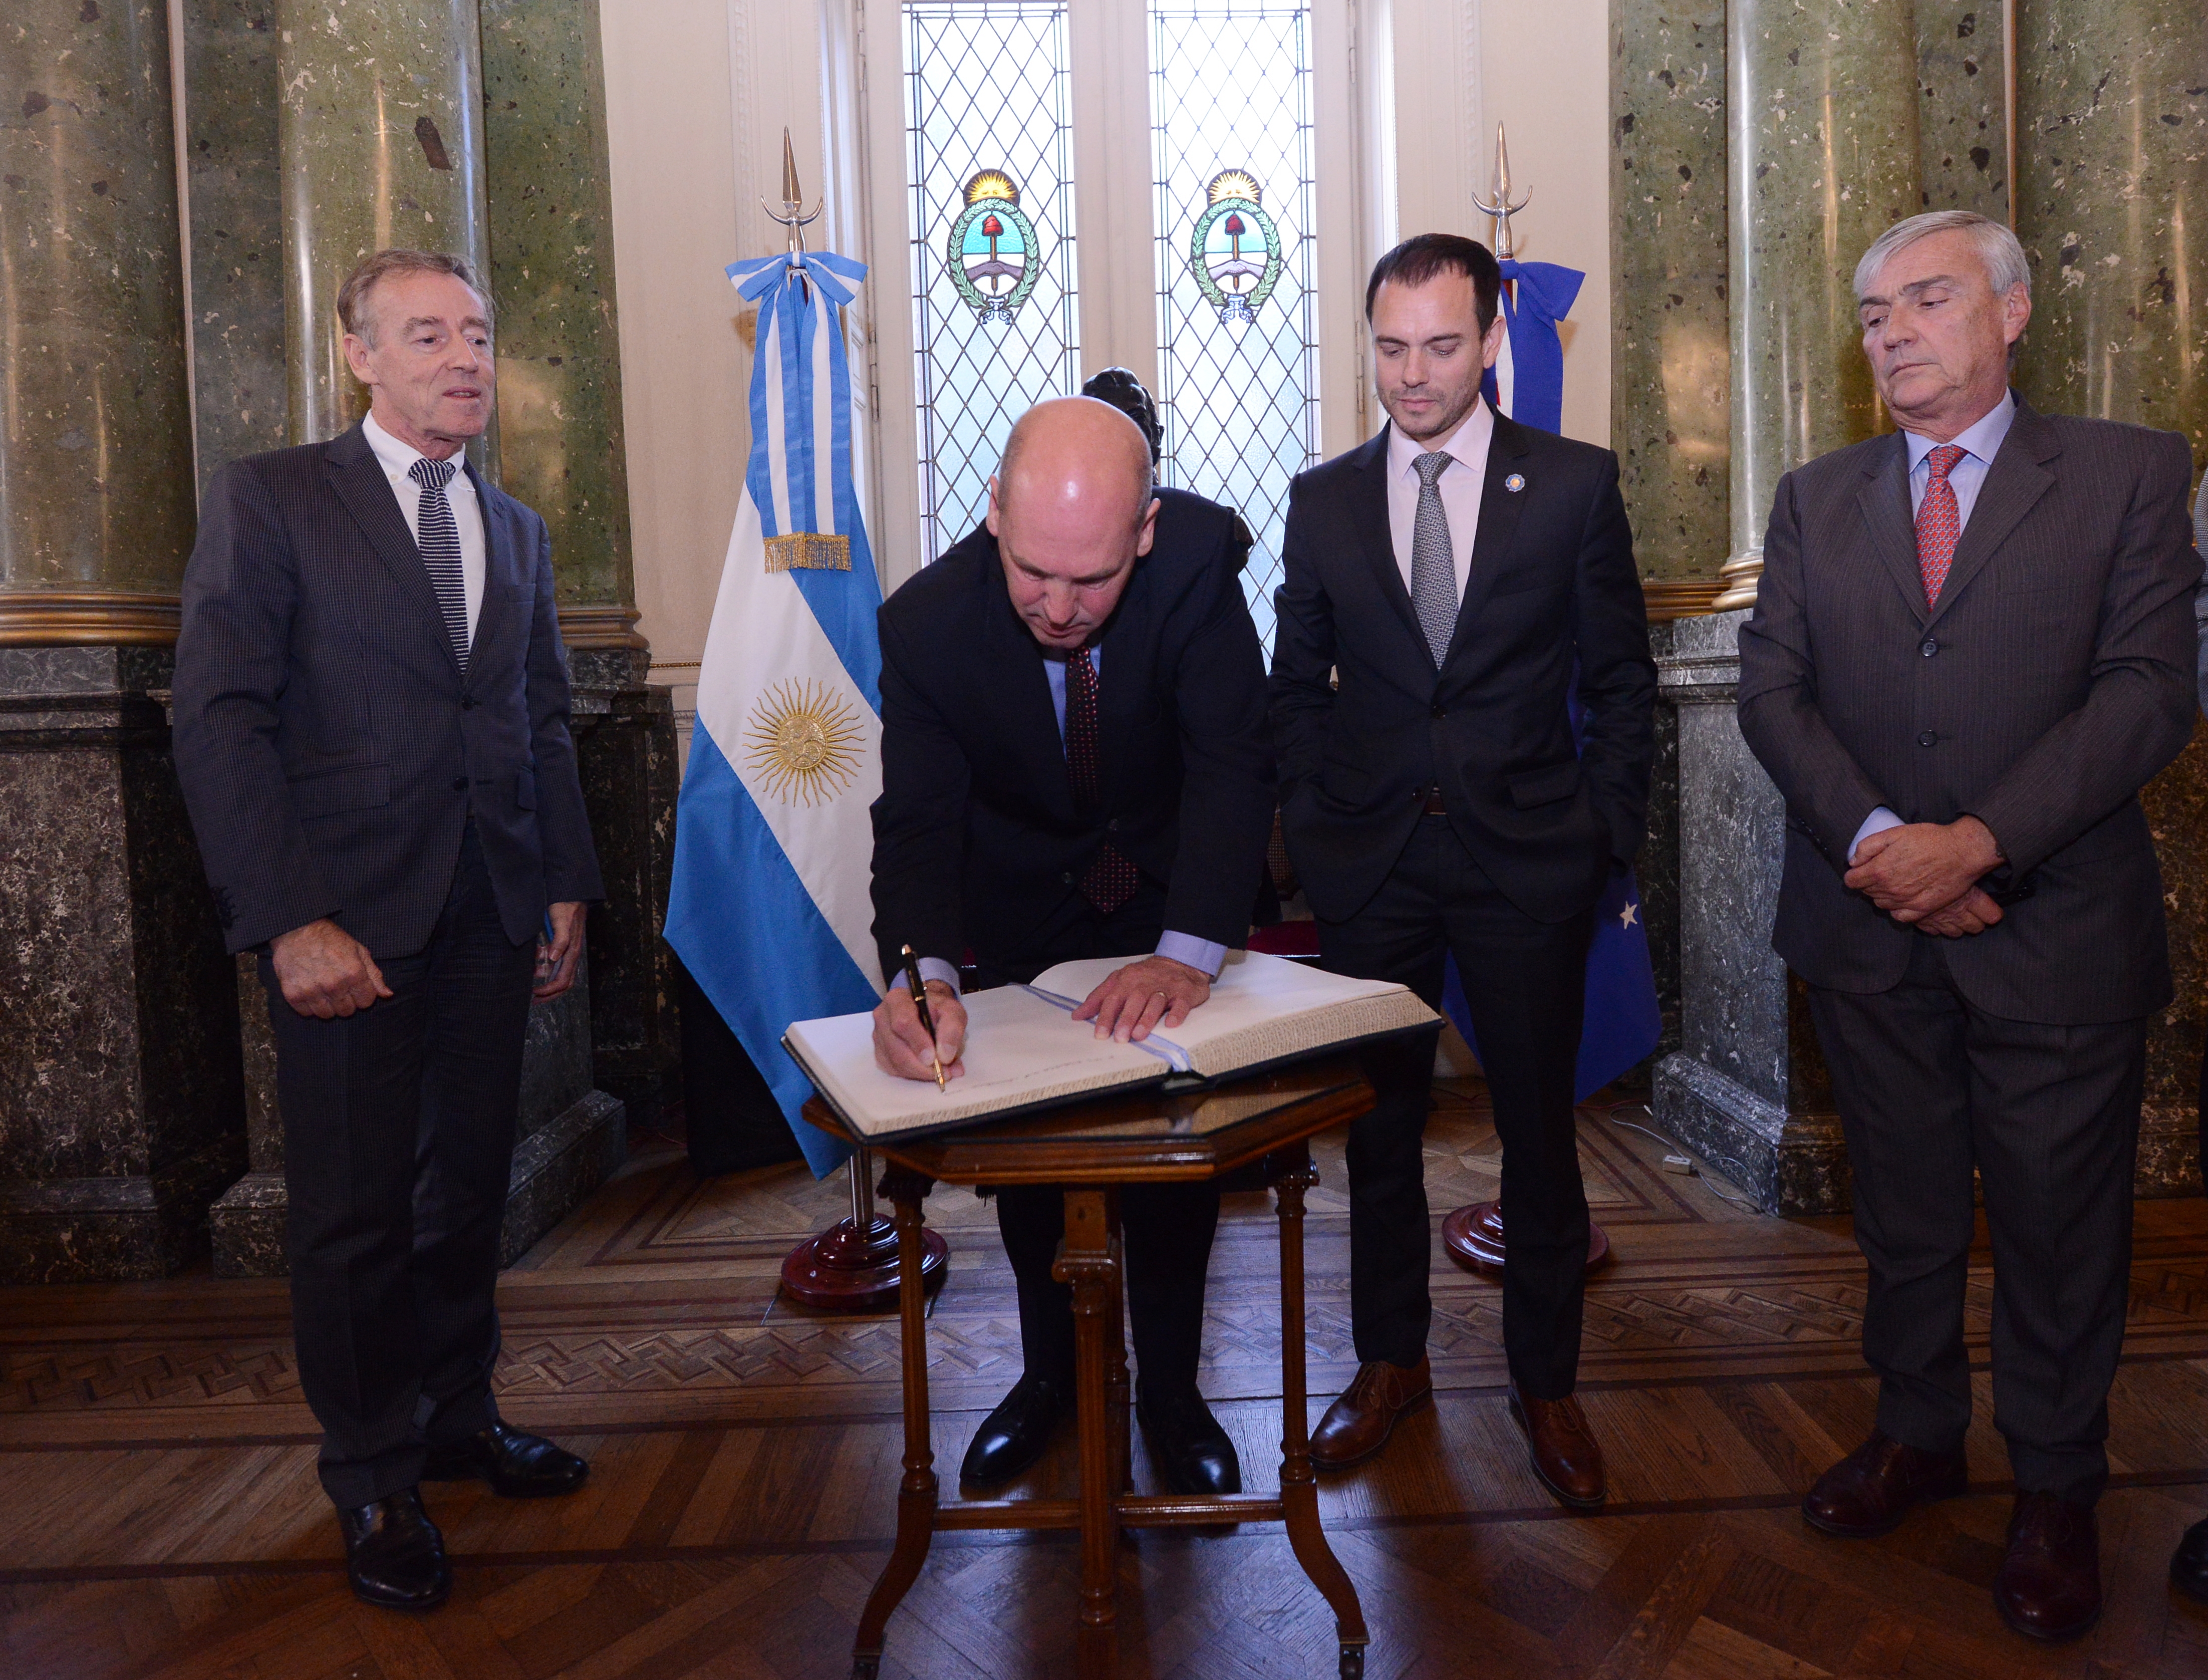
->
<box><xmin>173</xmin><ymin>249</ymin><xmax>603</xmax><ymax>1613</ymax></box>
<box><xmin>1738</xmin><ymin>210</ymin><xmax>2201</xmax><ymax>1642</ymax></box>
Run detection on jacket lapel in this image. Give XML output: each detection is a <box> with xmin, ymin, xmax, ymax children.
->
<box><xmin>1922</xmin><ymin>401</ymin><xmax>2059</xmax><ymax>632</ymax></box>
<box><xmin>1852</xmin><ymin>432</ymin><xmax>1928</xmax><ymax>627</ymax></box>
<box><xmin>1444</xmin><ymin>407</ymin><xmax>1534</xmax><ymax>660</ymax></box>
<box><xmin>323</xmin><ymin>423</ymin><xmax>463</xmax><ymax>679</ymax></box>
<box><xmin>464</xmin><ymin>467</ymin><xmax>526</xmax><ymax>673</ymax></box>
<box><xmin>1348</xmin><ymin>425</ymin><xmax>1425</xmax><ymax>650</ymax></box>
<box><xmin>981</xmin><ymin>548</ymin><xmax>1075</xmax><ymax>816</ymax></box>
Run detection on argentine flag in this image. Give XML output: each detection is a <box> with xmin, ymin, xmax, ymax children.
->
<box><xmin>666</xmin><ymin>247</ymin><xmax>883</xmax><ymax>1176</ymax></box>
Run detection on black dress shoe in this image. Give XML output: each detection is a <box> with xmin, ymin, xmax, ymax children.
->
<box><xmin>961</xmin><ymin>1373</ymin><xmax>1071</xmax><ymax>1487</ymax></box>
<box><xmin>2171</xmin><ymin>1515</ymin><xmax>2208</xmax><ymax>1604</ymax></box>
<box><xmin>422</xmin><ymin>1422</ymin><xmax>589</xmax><ymax>1499</ymax></box>
<box><xmin>1139</xmin><ymin>1385</ymin><xmax>1241</xmax><ymax>1497</ymax></box>
<box><xmin>339</xmin><ymin>1488</ymin><xmax>450</xmax><ymax>1612</ymax></box>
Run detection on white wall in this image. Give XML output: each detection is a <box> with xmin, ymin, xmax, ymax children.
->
<box><xmin>1391</xmin><ymin>0</ymin><xmax>1611</xmax><ymax>445</ymax></box>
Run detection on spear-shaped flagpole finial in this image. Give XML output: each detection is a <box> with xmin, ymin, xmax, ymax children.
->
<box><xmin>1470</xmin><ymin>119</ymin><xmax>1533</xmax><ymax>259</ymax></box>
<box><xmin>762</xmin><ymin>125</ymin><xmax>823</xmax><ymax>259</ymax></box>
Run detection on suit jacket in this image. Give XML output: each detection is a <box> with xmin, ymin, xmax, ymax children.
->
<box><xmin>1735</xmin><ymin>400</ymin><xmax>2202</xmax><ymax>1024</ymax></box>
<box><xmin>869</xmin><ymin>487</ymin><xmax>1275</xmax><ymax>979</ymax></box>
<box><xmin>172</xmin><ymin>422</ymin><xmax>603</xmax><ymax>959</ymax></box>
<box><xmin>1270</xmin><ymin>409</ymin><xmax>1657</xmax><ymax>925</ymax></box>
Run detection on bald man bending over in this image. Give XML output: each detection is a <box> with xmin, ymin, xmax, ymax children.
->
<box><xmin>869</xmin><ymin>397</ymin><xmax>1275</xmax><ymax>1495</ymax></box>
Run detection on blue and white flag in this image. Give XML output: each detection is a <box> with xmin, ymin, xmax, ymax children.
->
<box><xmin>666</xmin><ymin>247</ymin><xmax>882</xmax><ymax>1177</ymax></box>
<box><xmin>1449</xmin><ymin>253</ymin><xmax>1663</xmax><ymax>1100</ymax></box>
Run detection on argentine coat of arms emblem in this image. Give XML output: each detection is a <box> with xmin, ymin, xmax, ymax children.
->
<box><xmin>947</xmin><ymin>169</ymin><xmax>1040</xmax><ymax>323</ymax></box>
<box><xmin>1187</xmin><ymin>168</ymin><xmax>1284</xmax><ymax>324</ymax></box>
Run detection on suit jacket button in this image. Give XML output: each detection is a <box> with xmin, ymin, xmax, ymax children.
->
<box><xmin>460</xmin><ymin>694</ymin><xmax>476</xmax><ymax>709</ymax></box>
<box><xmin>1920</xmin><ymin>638</ymin><xmax>1938</xmax><ymax>658</ymax></box>
<box><xmin>1107</xmin><ymin>818</ymin><xmax>1119</xmax><ymax>831</ymax></box>
<box><xmin>1916</xmin><ymin>730</ymin><xmax>1937</xmax><ymax>747</ymax></box>
<box><xmin>1431</xmin><ymin>705</ymin><xmax>1446</xmax><ymax>719</ymax></box>
<box><xmin>453</xmin><ymin>776</ymin><xmax>469</xmax><ymax>791</ymax></box>
<box><xmin>1062</xmin><ymin>871</ymin><xmax>1074</xmax><ymax>885</ymax></box>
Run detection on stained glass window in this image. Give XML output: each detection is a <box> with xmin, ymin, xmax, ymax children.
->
<box><xmin>1150</xmin><ymin>0</ymin><xmax>1319</xmax><ymax>649</ymax></box>
<box><xmin>903</xmin><ymin>1</ymin><xmax>1080</xmax><ymax>565</ymax></box>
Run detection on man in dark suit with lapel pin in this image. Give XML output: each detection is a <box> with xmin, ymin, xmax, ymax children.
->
<box><xmin>1737</xmin><ymin>211</ymin><xmax>2202</xmax><ymax>1641</ymax></box>
<box><xmin>1271</xmin><ymin>235</ymin><xmax>1655</xmax><ymax>1503</ymax></box>
<box><xmin>869</xmin><ymin>396</ymin><xmax>1274</xmax><ymax>1497</ymax></box>
<box><xmin>173</xmin><ymin>249</ymin><xmax>604</xmax><ymax>1613</ymax></box>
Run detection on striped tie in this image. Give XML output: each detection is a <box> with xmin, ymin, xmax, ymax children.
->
<box><xmin>409</xmin><ymin>456</ymin><xmax>471</xmax><ymax>670</ymax></box>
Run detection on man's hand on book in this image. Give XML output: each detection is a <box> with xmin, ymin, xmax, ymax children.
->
<box><xmin>873</xmin><ymin>980</ymin><xmax>967</xmax><ymax>1083</ymax></box>
<box><xmin>1072</xmin><ymin>955</ymin><xmax>1210</xmax><ymax>1044</ymax></box>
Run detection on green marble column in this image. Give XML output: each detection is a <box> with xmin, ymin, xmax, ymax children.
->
<box><xmin>1609</xmin><ymin>0</ymin><xmax>1730</xmax><ymax>598</ymax></box>
<box><xmin>0</xmin><ymin>0</ymin><xmax>197</xmax><ymax>641</ymax></box>
<box><xmin>2014</xmin><ymin>0</ymin><xmax>2208</xmax><ymax>1193</ymax></box>
<box><xmin>181</xmin><ymin>1</ymin><xmax>289</xmax><ymax>496</ymax></box>
<box><xmin>479</xmin><ymin>0</ymin><xmax>638</xmax><ymax>640</ymax></box>
<box><xmin>479</xmin><ymin>0</ymin><xmax>672</xmax><ymax>1123</ymax></box>
<box><xmin>1716</xmin><ymin>0</ymin><xmax>1923</xmax><ymax>608</ymax></box>
<box><xmin>275</xmin><ymin>0</ymin><xmax>491</xmax><ymax>452</ymax></box>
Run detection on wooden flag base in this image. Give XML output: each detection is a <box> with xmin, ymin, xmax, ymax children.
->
<box><xmin>1442</xmin><ymin>1200</ymin><xmax>1610</xmax><ymax>1275</ymax></box>
<box><xmin>781</xmin><ymin>1148</ymin><xmax>950</xmax><ymax>1312</ymax></box>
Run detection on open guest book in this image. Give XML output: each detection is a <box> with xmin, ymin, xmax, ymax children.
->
<box><xmin>784</xmin><ymin>950</ymin><xmax>1439</xmax><ymax>1143</ymax></box>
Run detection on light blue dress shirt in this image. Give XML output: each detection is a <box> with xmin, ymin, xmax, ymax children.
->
<box><xmin>916</xmin><ymin>643</ymin><xmax>1229</xmax><ymax>992</ymax></box>
<box><xmin>1848</xmin><ymin>392</ymin><xmax>2019</xmax><ymax>864</ymax></box>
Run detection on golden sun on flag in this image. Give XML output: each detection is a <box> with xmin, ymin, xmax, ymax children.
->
<box><xmin>742</xmin><ymin>679</ymin><xmax>865</xmax><ymax>805</ymax></box>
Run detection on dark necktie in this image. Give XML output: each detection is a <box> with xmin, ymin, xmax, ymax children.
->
<box><xmin>1064</xmin><ymin>646</ymin><xmax>1138</xmax><ymax>914</ymax></box>
<box><xmin>408</xmin><ymin>456</ymin><xmax>471</xmax><ymax>670</ymax></box>
<box><xmin>1915</xmin><ymin>442</ymin><xmax>1968</xmax><ymax>607</ymax></box>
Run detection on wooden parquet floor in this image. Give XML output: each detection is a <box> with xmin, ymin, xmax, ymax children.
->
<box><xmin>8</xmin><ymin>1081</ymin><xmax>2208</xmax><ymax>1678</ymax></box>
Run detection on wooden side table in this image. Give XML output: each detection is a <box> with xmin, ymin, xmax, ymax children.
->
<box><xmin>803</xmin><ymin>1058</ymin><xmax>1375</xmax><ymax>1680</ymax></box>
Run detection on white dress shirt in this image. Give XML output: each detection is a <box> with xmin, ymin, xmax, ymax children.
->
<box><xmin>1386</xmin><ymin>399</ymin><xmax>1495</xmax><ymax>601</ymax></box>
<box><xmin>363</xmin><ymin>410</ymin><xmax>486</xmax><ymax>644</ymax></box>
<box><xmin>1849</xmin><ymin>392</ymin><xmax>2018</xmax><ymax>863</ymax></box>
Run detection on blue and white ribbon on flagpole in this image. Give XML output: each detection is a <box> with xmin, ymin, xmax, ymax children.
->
<box><xmin>1451</xmin><ymin>252</ymin><xmax>1664</xmax><ymax>1101</ymax></box>
<box><xmin>666</xmin><ymin>247</ymin><xmax>884</xmax><ymax>1177</ymax></box>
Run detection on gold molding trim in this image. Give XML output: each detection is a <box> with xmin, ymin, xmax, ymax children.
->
<box><xmin>1641</xmin><ymin>580</ymin><xmax>1728</xmax><ymax>622</ymax></box>
<box><xmin>0</xmin><ymin>592</ymin><xmax>182</xmax><ymax>646</ymax></box>
<box><xmin>557</xmin><ymin>604</ymin><xmax>650</xmax><ymax>651</ymax></box>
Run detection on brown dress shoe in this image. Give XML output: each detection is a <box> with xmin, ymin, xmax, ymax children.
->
<box><xmin>1508</xmin><ymin>1384</ymin><xmax>1606</xmax><ymax>1509</ymax></box>
<box><xmin>1310</xmin><ymin>1356</ymin><xmax>1432</xmax><ymax>1470</ymax></box>
<box><xmin>1995</xmin><ymin>1492</ymin><xmax>2100</xmax><ymax>1642</ymax></box>
<box><xmin>1801</xmin><ymin>1432</ymin><xmax>1968</xmax><ymax>1538</ymax></box>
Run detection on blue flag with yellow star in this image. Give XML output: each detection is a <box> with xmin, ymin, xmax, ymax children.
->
<box><xmin>1443</xmin><ymin>251</ymin><xmax>1663</xmax><ymax>1099</ymax></box>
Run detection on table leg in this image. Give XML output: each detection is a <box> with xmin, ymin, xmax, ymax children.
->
<box><xmin>1275</xmin><ymin>1146</ymin><xmax>1369</xmax><ymax>1677</ymax></box>
<box><xmin>1105</xmin><ymin>1187</ymin><xmax>1132</xmax><ymax>1494</ymax></box>
<box><xmin>1054</xmin><ymin>1187</ymin><xmax>1122</xmax><ymax>1680</ymax></box>
<box><xmin>852</xmin><ymin>1170</ymin><xmax>939</xmax><ymax>1680</ymax></box>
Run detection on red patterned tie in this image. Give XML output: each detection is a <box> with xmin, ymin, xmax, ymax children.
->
<box><xmin>1064</xmin><ymin>647</ymin><xmax>1138</xmax><ymax>913</ymax></box>
<box><xmin>1915</xmin><ymin>443</ymin><xmax>1968</xmax><ymax>606</ymax></box>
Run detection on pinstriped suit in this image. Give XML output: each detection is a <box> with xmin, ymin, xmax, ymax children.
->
<box><xmin>1737</xmin><ymin>398</ymin><xmax>2202</xmax><ymax>1501</ymax></box>
<box><xmin>173</xmin><ymin>421</ymin><xmax>602</xmax><ymax>1510</ymax></box>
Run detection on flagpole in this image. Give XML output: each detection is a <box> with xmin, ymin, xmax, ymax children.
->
<box><xmin>1444</xmin><ymin>124</ymin><xmax>1614</xmax><ymax>1281</ymax></box>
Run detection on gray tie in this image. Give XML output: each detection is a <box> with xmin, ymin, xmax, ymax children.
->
<box><xmin>1410</xmin><ymin>451</ymin><xmax>1457</xmax><ymax>666</ymax></box>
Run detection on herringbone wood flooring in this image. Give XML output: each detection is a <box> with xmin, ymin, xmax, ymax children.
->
<box><xmin>6</xmin><ymin>1081</ymin><xmax>2208</xmax><ymax>1677</ymax></box>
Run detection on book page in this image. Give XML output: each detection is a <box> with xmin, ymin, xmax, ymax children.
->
<box><xmin>785</xmin><ymin>984</ymin><xmax>1168</xmax><ymax>1140</ymax></box>
<box><xmin>1027</xmin><ymin>949</ymin><xmax>1436</xmax><ymax>1078</ymax></box>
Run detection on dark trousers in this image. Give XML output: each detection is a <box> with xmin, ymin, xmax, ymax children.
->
<box><xmin>1807</xmin><ymin>936</ymin><xmax>2145</xmax><ymax>1504</ymax></box>
<box><xmin>979</xmin><ymin>880</ymin><xmax>1223</xmax><ymax>1398</ymax></box>
<box><xmin>1316</xmin><ymin>815</ymin><xmax>1593</xmax><ymax>1397</ymax></box>
<box><xmin>262</xmin><ymin>821</ymin><xmax>537</xmax><ymax>1509</ymax></box>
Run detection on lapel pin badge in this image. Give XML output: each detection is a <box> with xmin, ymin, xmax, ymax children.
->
<box><xmin>1504</xmin><ymin>472</ymin><xmax>1526</xmax><ymax>493</ymax></box>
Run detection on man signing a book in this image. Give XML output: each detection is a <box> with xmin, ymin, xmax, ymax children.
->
<box><xmin>867</xmin><ymin>394</ymin><xmax>1276</xmax><ymax>1498</ymax></box>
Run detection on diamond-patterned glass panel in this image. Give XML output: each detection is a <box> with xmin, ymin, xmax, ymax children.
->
<box><xmin>904</xmin><ymin>1</ymin><xmax>1080</xmax><ymax>565</ymax></box>
<box><xmin>1150</xmin><ymin>0</ymin><xmax>1319</xmax><ymax>651</ymax></box>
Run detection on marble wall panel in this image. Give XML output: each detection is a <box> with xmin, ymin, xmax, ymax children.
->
<box><xmin>1609</xmin><ymin>0</ymin><xmax>1730</xmax><ymax>583</ymax></box>
<box><xmin>479</xmin><ymin>0</ymin><xmax>636</xmax><ymax>615</ymax></box>
<box><xmin>1915</xmin><ymin>1</ymin><xmax>2012</xmax><ymax>219</ymax></box>
<box><xmin>0</xmin><ymin>0</ymin><xmax>197</xmax><ymax>597</ymax></box>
